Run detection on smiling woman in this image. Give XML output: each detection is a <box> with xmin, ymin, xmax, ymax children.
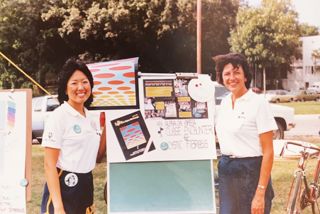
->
<box><xmin>213</xmin><ymin>53</ymin><xmax>277</xmax><ymax>214</ymax></box>
<box><xmin>40</xmin><ymin>58</ymin><xmax>107</xmax><ymax>214</ymax></box>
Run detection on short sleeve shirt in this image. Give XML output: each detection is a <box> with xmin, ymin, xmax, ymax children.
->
<box><xmin>215</xmin><ymin>89</ymin><xmax>277</xmax><ymax>157</ymax></box>
<box><xmin>42</xmin><ymin>102</ymin><xmax>100</xmax><ymax>173</ymax></box>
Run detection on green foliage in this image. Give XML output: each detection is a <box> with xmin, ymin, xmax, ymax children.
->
<box><xmin>39</xmin><ymin>0</ymin><xmax>238</xmax><ymax>73</ymax></box>
<box><xmin>0</xmin><ymin>0</ymin><xmax>62</xmax><ymax>91</ymax></box>
<box><xmin>298</xmin><ymin>23</ymin><xmax>319</xmax><ymax>37</ymax></box>
<box><xmin>1</xmin><ymin>0</ymin><xmax>238</xmax><ymax>91</ymax></box>
<box><xmin>229</xmin><ymin>0</ymin><xmax>300</xmax><ymax>71</ymax></box>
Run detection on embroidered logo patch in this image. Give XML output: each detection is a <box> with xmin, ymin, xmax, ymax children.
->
<box><xmin>73</xmin><ymin>124</ymin><xmax>81</xmax><ymax>134</ymax></box>
<box><xmin>64</xmin><ymin>173</ymin><xmax>78</xmax><ymax>187</ymax></box>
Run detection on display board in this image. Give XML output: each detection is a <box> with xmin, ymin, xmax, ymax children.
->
<box><xmin>106</xmin><ymin>73</ymin><xmax>217</xmax><ymax>213</ymax></box>
<box><xmin>106</xmin><ymin>73</ymin><xmax>216</xmax><ymax>163</ymax></box>
<box><xmin>0</xmin><ymin>89</ymin><xmax>32</xmax><ymax>214</ymax></box>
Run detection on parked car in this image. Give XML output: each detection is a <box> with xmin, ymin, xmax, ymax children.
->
<box><xmin>265</xmin><ymin>89</ymin><xmax>296</xmax><ymax>103</ymax></box>
<box><xmin>293</xmin><ymin>90</ymin><xmax>320</xmax><ymax>102</ymax></box>
<box><xmin>32</xmin><ymin>95</ymin><xmax>59</xmax><ymax>143</ymax></box>
<box><xmin>214</xmin><ymin>83</ymin><xmax>295</xmax><ymax>139</ymax></box>
<box><xmin>307</xmin><ymin>82</ymin><xmax>320</xmax><ymax>94</ymax></box>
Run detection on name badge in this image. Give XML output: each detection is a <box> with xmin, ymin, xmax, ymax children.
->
<box><xmin>64</xmin><ymin>173</ymin><xmax>78</xmax><ymax>187</ymax></box>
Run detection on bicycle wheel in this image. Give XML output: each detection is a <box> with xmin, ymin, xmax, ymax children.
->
<box><xmin>287</xmin><ymin>171</ymin><xmax>304</xmax><ymax>214</ymax></box>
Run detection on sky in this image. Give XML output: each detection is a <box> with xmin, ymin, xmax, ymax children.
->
<box><xmin>247</xmin><ymin>0</ymin><xmax>320</xmax><ymax>28</ymax></box>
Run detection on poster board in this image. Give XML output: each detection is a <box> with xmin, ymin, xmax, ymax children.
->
<box><xmin>106</xmin><ymin>73</ymin><xmax>216</xmax><ymax>163</ymax></box>
<box><xmin>87</xmin><ymin>58</ymin><xmax>139</xmax><ymax>109</ymax></box>
<box><xmin>106</xmin><ymin>73</ymin><xmax>217</xmax><ymax>213</ymax></box>
<box><xmin>0</xmin><ymin>89</ymin><xmax>32</xmax><ymax>214</ymax></box>
<box><xmin>108</xmin><ymin>160</ymin><xmax>216</xmax><ymax>214</ymax></box>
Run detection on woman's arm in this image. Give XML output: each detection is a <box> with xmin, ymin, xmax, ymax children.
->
<box><xmin>44</xmin><ymin>147</ymin><xmax>66</xmax><ymax>214</ymax></box>
<box><xmin>96</xmin><ymin>125</ymin><xmax>106</xmax><ymax>163</ymax></box>
<box><xmin>251</xmin><ymin>131</ymin><xmax>274</xmax><ymax>214</ymax></box>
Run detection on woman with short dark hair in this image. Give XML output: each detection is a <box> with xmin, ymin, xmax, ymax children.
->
<box><xmin>213</xmin><ymin>53</ymin><xmax>277</xmax><ymax>214</ymax></box>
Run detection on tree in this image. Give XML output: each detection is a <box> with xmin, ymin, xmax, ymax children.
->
<box><xmin>0</xmin><ymin>0</ymin><xmax>61</xmax><ymax>91</ymax></box>
<box><xmin>40</xmin><ymin>0</ymin><xmax>238</xmax><ymax>74</ymax></box>
<box><xmin>312</xmin><ymin>48</ymin><xmax>320</xmax><ymax>72</ymax></box>
<box><xmin>0</xmin><ymin>0</ymin><xmax>238</xmax><ymax>91</ymax></box>
<box><xmin>299</xmin><ymin>23</ymin><xmax>319</xmax><ymax>37</ymax></box>
<box><xmin>229</xmin><ymin>0</ymin><xmax>300</xmax><ymax>90</ymax></box>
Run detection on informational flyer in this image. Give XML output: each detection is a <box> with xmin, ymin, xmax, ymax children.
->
<box><xmin>0</xmin><ymin>90</ymin><xmax>30</xmax><ymax>214</ymax></box>
<box><xmin>111</xmin><ymin>111</ymin><xmax>155</xmax><ymax>160</ymax></box>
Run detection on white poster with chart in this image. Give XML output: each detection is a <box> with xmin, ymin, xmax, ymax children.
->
<box><xmin>0</xmin><ymin>89</ymin><xmax>32</xmax><ymax>214</ymax></box>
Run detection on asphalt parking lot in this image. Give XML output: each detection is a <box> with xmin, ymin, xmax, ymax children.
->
<box><xmin>286</xmin><ymin>114</ymin><xmax>320</xmax><ymax>137</ymax></box>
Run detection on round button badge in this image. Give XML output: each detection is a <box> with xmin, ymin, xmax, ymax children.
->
<box><xmin>160</xmin><ymin>142</ymin><xmax>169</xmax><ymax>150</ymax></box>
<box><xmin>73</xmin><ymin>124</ymin><xmax>81</xmax><ymax>134</ymax></box>
<box><xmin>64</xmin><ymin>173</ymin><xmax>78</xmax><ymax>187</ymax></box>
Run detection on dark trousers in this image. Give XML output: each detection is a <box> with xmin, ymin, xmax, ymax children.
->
<box><xmin>41</xmin><ymin>169</ymin><xmax>94</xmax><ymax>214</ymax></box>
<box><xmin>218</xmin><ymin>155</ymin><xmax>274</xmax><ymax>214</ymax></box>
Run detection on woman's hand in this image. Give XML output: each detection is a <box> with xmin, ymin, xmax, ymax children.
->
<box><xmin>251</xmin><ymin>189</ymin><xmax>265</xmax><ymax>214</ymax></box>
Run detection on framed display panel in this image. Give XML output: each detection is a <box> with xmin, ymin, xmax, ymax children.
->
<box><xmin>141</xmin><ymin>75</ymin><xmax>212</xmax><ymax>120</ymax></box>
<box><xmin>88</xmin><ymin>57</ymin><xmax>139</xmax><ymax>110</ymax></box>
<box><xmin>111</xmin><ymin>111</ymin><xmax>155</xmax><ymax>160</ymax></box>
<box><xmin>0</xmin><ymin>89</ymin><xmax>32</xmax><ymax>213</ymax></box>
<box><xmin>108</xmin><ymin>160</ymin><xmax>216</xmax><ymax>214</ymax></box>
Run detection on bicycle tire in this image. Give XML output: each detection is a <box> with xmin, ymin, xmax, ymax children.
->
<box><xmin>287</xmin><ymin>171</ymin><xmax>303</xmax><ymax>214</ymax></box>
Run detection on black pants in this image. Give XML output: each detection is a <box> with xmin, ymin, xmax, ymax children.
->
<box><xmin>41</xmin><ymin>169</ymin><xmax>94</xmax><ymax>214</ymax></box>
<box><xmin>218</xmin><ymin>155</ymin><xmax>274</xmax><ymax>214</ymax></box>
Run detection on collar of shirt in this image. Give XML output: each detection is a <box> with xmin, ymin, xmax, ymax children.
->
<box><xmin>62</xmin><ymin>101</ymin><xmax>88</xmax><ymax>118</ymax></box>
<box><xmin>225</xmin><ymin>89</ymin><xmax>254</xmax><ymax>107</ymax></box>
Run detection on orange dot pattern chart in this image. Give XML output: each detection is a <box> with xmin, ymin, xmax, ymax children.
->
<box><xmin>87</xmin><ymin>58</ymin><xmax>139</xmax><ymax>109</ymax></box>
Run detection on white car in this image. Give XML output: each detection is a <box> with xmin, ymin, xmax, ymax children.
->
<box><xmin>307</xmin><ymin>82</ymin><xmax>320</xmax><ymax>94</ymax></box>
<box><xmin>32</xmin><ymin>95</ymin><xmax>59</xmax><ymax>143</ymax></box>
<box><xmin>214</xmin><ymin>82</ymin><xmax>295</xmax><ymax>139</ymax></box>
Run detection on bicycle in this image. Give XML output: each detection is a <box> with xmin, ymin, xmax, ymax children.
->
<box><xmin>280</xmin><ymin>140</ymin><xmax>320</xmax><ymax>214</ymax></box>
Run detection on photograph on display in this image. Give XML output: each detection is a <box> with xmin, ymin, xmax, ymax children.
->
<box><xmin>87</xmin><ymin>57</ymin><xmax>139</xmax><ymax>110</ymax></box>
<box><xmin>111</xmin><ymin>111</ymin><xmax>155</xmax><ymax>160</ymax></box>
<box><xmin>174</xmin><ymin>79</ymin><xmax>189</xmax><ymax>97</ymax></box>
<box><xmin>192</xmin><ymin>101</ymin><xmax>208</xmax><ymax>118</ymax></box>
<box><xmin>143</xmin><ymin>79</ymin><xmax>208</xmax><ymax>119</ymax></box>
<box><xmin>177</xmin><ymin>97</ymin><xmax>192</xmax><ymax>118</ymax></box>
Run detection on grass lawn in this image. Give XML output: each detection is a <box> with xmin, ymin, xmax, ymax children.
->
<box><xmin>27</xmin><ymin>146</ymin><xmax>107</xmax><ymax>214</ymax></box>
<box><xmin>271</xmin><ymin>135</ymin><xmax>320</xmax><ymax>214</ymax></box>
<box><xmin>27</xmin><ymin>135</ymin><xmax>320</xmax><ymax>213</ymax></box>
<box><xmin>277</xmin><ymin>101</ymin><xmax>320</xmax><ymax>114</ymax></box>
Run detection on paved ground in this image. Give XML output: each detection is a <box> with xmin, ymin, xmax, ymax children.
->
<box><xmin>273</xmin><ymin>114</ymin><xmax>320</xmax><ymax>158</ymax></box>
<box><xmin>285</xmin><ymin>114</ymin><xmax>320</xmax><ymax>137</ymax></box>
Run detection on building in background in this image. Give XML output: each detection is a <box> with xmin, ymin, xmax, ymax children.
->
<box><xmin>284</xmin><ymin>35</ymin><xmax>320</xmax><ymax>90</ymax></box>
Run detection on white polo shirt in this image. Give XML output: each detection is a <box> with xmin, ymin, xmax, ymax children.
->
<box><xmin>215</xmin><ymin>89</ymin><xmax>277</xmax><ymax>157</ymax></box>
<box><xmin>42</xmin><ymin>102</ymin><xmax>100</xmax><ymax>173</ymax></box>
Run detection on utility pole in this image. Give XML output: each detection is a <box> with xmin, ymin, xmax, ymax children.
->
<box><xmin>197</xmin><ymin>0</ymin><xmax>202</xmax><ymax>74</ymax></box>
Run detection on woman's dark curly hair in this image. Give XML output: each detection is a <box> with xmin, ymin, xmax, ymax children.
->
<box><xmin>57</xmin><ymin>58</ymin><xmax>94</xmax><ymax>108</ymax></box>
<box><xmin>212</xmin><ymin>53</ymin><xmax>252</xmax><ymax>89</ymax></box>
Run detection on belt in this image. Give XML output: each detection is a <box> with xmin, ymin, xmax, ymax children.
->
<box><xmin>221</xmin><ymin>154</ymin><xmax>262</xmax><ymax>160</ymax></box>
